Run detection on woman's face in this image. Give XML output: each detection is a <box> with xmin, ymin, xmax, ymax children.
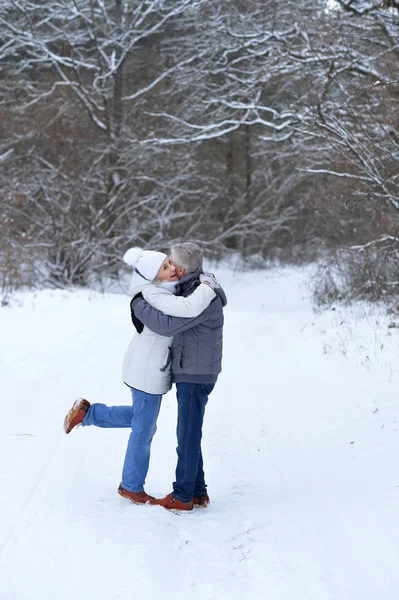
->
<box><xmin>156</xmin><ymin>258</ymin><xmax>178</xmax><ymax>281</ymax></box>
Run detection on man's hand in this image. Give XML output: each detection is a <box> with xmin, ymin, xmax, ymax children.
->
<box><xmin>199</xmin><ymin>272</ymin><xmax>220</xmax><ymax>289</ymax></box>
<box><xmin>130</xmin><ymin>292</ymin><xmax>144</xmax><ymax>333</ymax></box>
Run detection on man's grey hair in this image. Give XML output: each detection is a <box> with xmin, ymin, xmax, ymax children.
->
<box><xmin>171</xmin><ymin>242</ymin><xmax>203</xmax><ymax>274</ymax></box>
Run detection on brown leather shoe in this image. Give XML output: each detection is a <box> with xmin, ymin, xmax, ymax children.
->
<box><xmin>150</xmin><ymin>493</ymin><xmax>193</xmax><ymax>511</ymax></box>
<box><xmin>193</xmin><ymin>495</ymin><xmax>210</xmax><ymax>507</ymax></box>
<box><xmin>64</xmin><ymin>397</ymin><xmax>90</xmax><ymax>434</ymax></box>
<box><xmin>118</xmin><ymin>485</ymin><xmax>155</xmax><ymax>504</ymax></box>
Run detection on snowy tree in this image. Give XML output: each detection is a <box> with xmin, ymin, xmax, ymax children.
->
<box><xmin>0</xmin><ymin>0</ymin><xmax>209</xmax><ymax>285</ymax></box>
<box><xmin>2</xmin><ymin>0</ymin><xmax>398</xmax><ymax>296</ymax></box>
<box><xmin>298</xmin><ymin>0</ymin><xmax>399</xmax><ymax>300</ymax></box>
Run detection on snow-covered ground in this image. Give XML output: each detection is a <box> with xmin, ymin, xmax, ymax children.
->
<box><xmin>1</xmin><ymin>266</ymin><xmax>399</xmax><ymax>600</ymax></box>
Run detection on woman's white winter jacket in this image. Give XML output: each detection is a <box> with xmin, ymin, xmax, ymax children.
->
<box><xmin>122</xmin><ymin>271</ymin><xmax>215</xmax><ymax>395</ymax></box>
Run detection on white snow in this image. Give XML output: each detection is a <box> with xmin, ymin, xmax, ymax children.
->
<box><xmin>1</xmin><ymin>266</ymin><xmax>399</xmax><ymax>599</ymax></box>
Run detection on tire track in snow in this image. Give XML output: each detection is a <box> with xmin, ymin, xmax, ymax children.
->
<box><xmin>0</xmin><ymin>431</ymin><xmax>90</xmax><ymax>570</ymax></box>
<box><xmin>0</xmin><ymin>330</ymin><xmax>127</xmax><ymax>599</ymax></box>
<box><xmin>0</xmin><ymin>338</ymin><xmax>104</xmax><ymax>568</ymax></box>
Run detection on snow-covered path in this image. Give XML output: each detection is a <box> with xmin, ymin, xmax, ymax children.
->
<box><xmin>1</xmin><ymin>268</ymin><xmax>399</xmax><ymax>599</ymax></box>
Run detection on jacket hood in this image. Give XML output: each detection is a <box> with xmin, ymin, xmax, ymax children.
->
<box><xmin>215</xmin><ymin>284</ymin><xmax>227</xmax><ymax>307</ymax></box>
<box><xmin>129</xmin><ymin>270</ymin><xmax>151</xmax><ymax>297</ymax></box>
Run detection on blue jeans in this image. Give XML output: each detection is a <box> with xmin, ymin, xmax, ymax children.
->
<box><xmin>83</xmin><ymin>388</ymin><xmax>162</xmax><ymax>493</ymax></box>
<box><xmin>173</xmin><ymin>382</ymin><xmax>214</xmax><ymax>503</ymax></box>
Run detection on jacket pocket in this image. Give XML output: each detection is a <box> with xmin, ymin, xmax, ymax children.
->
<box><xmin>159</xmin><ymin>347</ymin><xmax>172</xmax><ymax>373</ymax></box>
<box><xmin>173</xmin><ymin>345</ymin><xmax>184</xmax><ymax>370</ymax></box>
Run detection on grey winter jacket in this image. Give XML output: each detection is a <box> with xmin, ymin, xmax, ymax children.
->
<box><xmin>131</xmin><ymin>271</ymin><xmax>227</xmax><ymax>384</ymax></box>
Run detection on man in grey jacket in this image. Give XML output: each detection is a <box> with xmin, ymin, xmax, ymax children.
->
<box><xmin>130</xmin><ymin>242</ymin><xmax>227</xmax><ymax>511</ymax></box>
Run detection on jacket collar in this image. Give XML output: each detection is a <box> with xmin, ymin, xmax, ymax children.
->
<box><xmin>176</xmin><ymin>270</ymin><xmax>202</xmax><ymax>297</ymax></box>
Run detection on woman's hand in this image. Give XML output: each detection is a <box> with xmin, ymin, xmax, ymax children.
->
<box><xmin>199</xmin><ymin>272</ymin><xmax>220</xmax><ymax>289</ymax></box>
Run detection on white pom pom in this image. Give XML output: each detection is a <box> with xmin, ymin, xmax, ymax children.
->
<box><xmin>123</xmin><ymin>247</ymin><xmax>143</xmax><ymax>267</ymax></box>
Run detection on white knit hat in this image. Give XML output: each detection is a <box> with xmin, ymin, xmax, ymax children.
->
<box><xmin>123</xmin><ymin>246</ymin><xmax>167</xmax><ymax>281</ymax></box>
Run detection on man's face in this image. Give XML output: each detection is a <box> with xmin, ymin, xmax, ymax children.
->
<box><xmin>156</xmin><ymin>258</ymin><xmax>178</xmax><ymax>281</ymax></box>
<box><xmin>169</xmin><ymin>256</ymin><xmax>185</xmax><ymax>280</ymax></box>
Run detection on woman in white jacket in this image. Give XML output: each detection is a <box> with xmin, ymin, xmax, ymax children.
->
<box><xmin>63</xmin><ymin>247</ymin><xmax>215</xmax><ymax>505</ymax></box>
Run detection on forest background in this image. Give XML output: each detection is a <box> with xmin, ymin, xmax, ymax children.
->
<box><xmin>1</xmin><ymin>0</ymin><xmax>399</xmax><ymax>305</ymax></box>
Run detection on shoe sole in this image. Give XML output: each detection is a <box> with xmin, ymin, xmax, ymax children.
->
<box><xmin>150</xmin><ymin>503</ymin><xmax>194</xmax><ymax>513</ymax></box>
<box><xmin>63</xmin><ymin>397</ymin><xmax>86</xmax><ymax>434</ymax></box>
<box><xmin>150</xmin><ymin>506</ymin><xmax>194</xmax><ymax>515</ymax></box>
<box><xmin>170</xmin><ymin>510</ymin><xmax>194</xmax><ymax>516</ymax></box>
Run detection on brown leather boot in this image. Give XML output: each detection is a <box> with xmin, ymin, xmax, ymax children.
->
<box><xmin>193</xmin><ymin>495</ymin><xmax>210</xmax><ymax>507</ymax></box>
<box><xmin>63</xmin><ymin>398</ymin><xmax>90</xmax><ymax>434</ymax></box>
<box><xmin>118</xmin><ymin>485</ymin><xmax>155</xmax><ymax>504</ymax></box>
<box><xmin>149</xmin><ymin>493</ymin><xmax>193</xmax><ymax>511</ymax></box>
